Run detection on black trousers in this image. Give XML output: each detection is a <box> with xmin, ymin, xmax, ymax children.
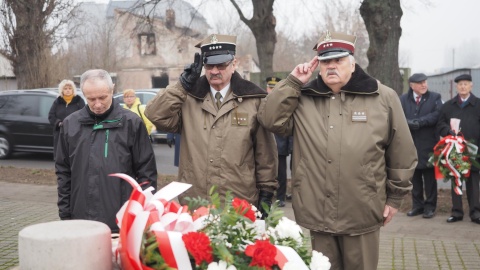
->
<box><xmin>276</xmin><ymin>155</ymin><xmax>287</xmax><ymax>201</ymax></box>
<box><xmin>411</xmin><ymin>168</ymin><xmax>437</xmax><ymax>212</ymax></box>
<box><xmin>451</xmin><ymin>171</ymin><xmax>480</xmax><ymax>220</ymax></box>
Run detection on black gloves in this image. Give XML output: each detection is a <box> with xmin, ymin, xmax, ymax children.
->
<box><xmin>166</xmin><ymin>138</ymin><xmax>174</xmax><ymax>148</ymax></box>
<box><xmin>407</xmin><ymin>119</ymin><xmax>420</xmax><ymax>130</ymax></box>
<box><xmin>448</xmin><ymin>129</ymin><xmax>457</xmax><ymax>136</ymax></box>
<box><xmin>179</xmin><ymin>53</ymin><xmax>203</xmax><ymax>92</ymax></box>
<box><xmin>258</xmin><ymin>190</ymin><xmax>274</xmax><ymax>219</ymax></box>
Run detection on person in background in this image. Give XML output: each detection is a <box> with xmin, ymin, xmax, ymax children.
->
<box><xmin>166</xmin><ymin>133</ymin><xmax>180</xmax><ymax>167</ymax></box>
<box><xmin>266</xmin><ymin>76</ymin><xmax>292</xmax><ymax>207</ymax></box>
<box><xmin>122</xmin><ymin>89</ymin><xmax>154</xmax><ymax>135</ymax></box>
<box><xmin>145</xmin><ymin>34</ymin><xmax>277</xmax><ymax>218</ymax></box>
<box><xmin>55</xmin><ymin>69</ymin><xmax>157</xmax><ymax>233</ymax></box>
<box><xmin>400</xmin><ymin>73</ymin><xmax>442</xmax><ymax>219</ymax></box>
<box><xmin>48</xmin><ymin>79</ymin><xmax>85</xmax><ymax>160</ymax></box>
<box><xmin>436</xmin><ymin>74</ymin><xmax>480</xmax><ymax>225</ymax></box>
<box><xmin>258</xmin><ymin>30</ymin><xmax>417</xmax><ymax>269</ymax></box>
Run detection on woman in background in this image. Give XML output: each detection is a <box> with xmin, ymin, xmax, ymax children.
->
<box><xmin>122</xmin><ymin>89</ymin><xmax>154</xmax><ymax>135</ymax></box>
<box><xmin>48</xmin><ymin>79</ymin><xmax>85</xmax><ymax>160</ymax></box>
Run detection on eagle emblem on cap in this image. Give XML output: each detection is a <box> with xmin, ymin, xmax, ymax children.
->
<box><xmin>210</xmin><ymin>34</ymin><xmax>218</xmax><ymax>44</ymax></box>
<box><xmin>323</xmin><ymin>30</ymin><xmax>332</xmax><ymax>41</ymax></box>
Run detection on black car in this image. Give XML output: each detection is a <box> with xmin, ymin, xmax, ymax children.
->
<box><xmin>0</xmin><ymin>89</ymin><xmax>58</xmax><ymax>159</ymax></box>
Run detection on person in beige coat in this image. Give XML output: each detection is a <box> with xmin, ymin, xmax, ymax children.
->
<box><xmin>145</xmin><ymin>34</ymin><xmax>277</xmax><ymax>216</ymax></box>
<box><xmin>258</xmin><ymin>31</ymin><xmax>417</xmax><ymax>269</ymax></box>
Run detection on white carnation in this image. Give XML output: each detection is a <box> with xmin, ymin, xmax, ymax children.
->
<box><xmin>207</xmin><ymin>260</ymin><xmax>237</xmax><ymax>270</ymax></box>
<box><xmin>274</xmin><ymin>217</ymin><xmax>303</xmax><ymax>244</ymax></box>
<box><xmin>310</xmin><ymin>250</ymin><xmax>331</xmax><ymax>270</ymax></box>
<box><xmin>462</xmin><ymin>169</ymin><xmax>469</xmax><ymax>174</ymax></box>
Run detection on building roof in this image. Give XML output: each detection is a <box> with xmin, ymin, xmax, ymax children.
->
<box><xmin>105</xmin><ymin>0</ymin><xmax>210</xmax><ymax>33</ymax></box>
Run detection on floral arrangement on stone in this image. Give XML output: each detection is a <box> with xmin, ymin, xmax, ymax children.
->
<box><xmin>429</xmin><ymin>118</ymin><xmax>479</xmax><ymax>195</ymax></box>
<box><xmin>111</xmin><ymin>173</ymin><xmax>330</xmax><ymax>270</ymax></box>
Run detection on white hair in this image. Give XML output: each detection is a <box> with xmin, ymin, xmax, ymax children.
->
<box><xmin>58</xmin><ymin>79</ymin><xmax>77</xmax><ymax>96</ymax></box>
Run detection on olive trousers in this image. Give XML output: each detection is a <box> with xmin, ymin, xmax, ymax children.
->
<box><xmin>310</xmin><ymin>229</ymin><xmax>380</xmax><ymax>270</ymax></box>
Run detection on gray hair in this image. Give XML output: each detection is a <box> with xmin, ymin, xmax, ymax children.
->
<box><xmin>58</xmin><ymin>79</ymin><xmax>77</xmax><ymax>96</ymax></box>
<box><xmin>80</xmin><ymin>69</ymin><xmax>114</xmax><ymax>92</ymax></box>
<box><xmin>348</xmin><ymin>55</ymin><xmax>355</xmax><ymax>65</ymax></box>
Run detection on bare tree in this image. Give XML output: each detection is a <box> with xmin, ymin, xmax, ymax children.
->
<box><xmin>0</xmin><ymin>0</ymin><xmax>78</xmax><ymax>88</ymax></box>
<box><xmin>228</xmin><ymin>0</ymin><xmax>276</xmax><ymax>81</ymax></box>
<box><xmin>360</xmin><ymin>0</ymin><xmax>404</xmax><ymax>94</ymax></box>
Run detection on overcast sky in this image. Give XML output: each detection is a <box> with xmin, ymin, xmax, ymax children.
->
<box><xmin>89</xmin><ymin>0</ymin><xmax>479</xmax><ymax>75</ymax></box>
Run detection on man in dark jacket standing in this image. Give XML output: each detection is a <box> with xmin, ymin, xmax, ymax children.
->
<box><xmin>400</xmin><ymin>73</ymin><xmax>442</xmax><ymax>218</ymax></box>
<box><xmin>55</xmin><ymin>69</ymin><xmax>157</xmax><ymax>233</ymax></box>
<box><xmin>266</xmin><ymin>76</ymin><xmax>292</xmax><ymax>207</ymax></box>
<box><xmin>436</xmin><ymin>74</ymin><xmax>480</xmax><ymax>224</ymax></box>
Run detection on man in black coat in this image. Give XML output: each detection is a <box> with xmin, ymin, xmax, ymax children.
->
<box><xmin>436</xmin><ymin>74</ymin><xmax>480</xmax><ymax>224</ymax></box>
<box><xmin>400</xmin><ymin>73</ymin><xmax>442</xmax><ymax>218</ymax></box>
<box><xmin>55</xmin><ymin>69</ymin><xmax>157</xmax><ymax>233</ymax></box>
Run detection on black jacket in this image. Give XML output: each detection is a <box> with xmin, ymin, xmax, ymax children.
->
<box><xmin>55</xmin><ymin>102</ymin><xmax>157</xmax><ymax>232</ymax></box>
<box><xmin>436</xmin><ymin>94</ymin><xmax>480</xmax><ymax>171</ymax></box>
<box><xmin>400</xmin><ymin>89</ymin><xmax>442</xmax><ymax>168</ymax></box>
<box><xmin>48</xmin><ymin>95</ymin><xmax>85</xmax><ymax>130</ymax></box>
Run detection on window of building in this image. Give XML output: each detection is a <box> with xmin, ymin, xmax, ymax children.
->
<box><xmin>139</xmin><ymin>33</ymin><xmax>156</xmax><ymax>55</ymax></box>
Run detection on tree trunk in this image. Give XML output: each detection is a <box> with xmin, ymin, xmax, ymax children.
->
<box><xmin>1</xmin><ymin>0</ymin><xmax>66</xmax><ymax>89</ymax></box>
<box><xmin>230</xmin><ymin>0</ymin><xmax>276</xmax><ymax>86</ymax></box>
<box><xmin>360</xmin><ymin>0</ymin><xmax>403</xmax><ymax>95</ymax></box>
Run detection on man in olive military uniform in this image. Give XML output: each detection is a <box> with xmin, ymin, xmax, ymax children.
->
<box><xmin>258</xmin><ymin>30</ymin><xmax>417</xmax><ymax>269</ymax></box>
<box><xmin>145</xmin><ymin>34</ymin><xmax>278</xmax><ymax>217</ymax></box>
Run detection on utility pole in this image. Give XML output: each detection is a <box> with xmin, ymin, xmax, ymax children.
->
<box><xmin>452</xmin><ymin>48</ymin><xmax>455</xmax><ymax>69</ymax></box>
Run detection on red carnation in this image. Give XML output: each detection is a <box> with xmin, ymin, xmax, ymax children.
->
<box><xmin>232</xmin><ymin>198</ymin><xmax>256</xmax><ymax>222</ymax></box>
<box><xmin>245</xmin><ymin>240</ymin><xmax>277</xmax><ymax>269</ymax></box>
<box><xmin>182</xmin><ymin>232</ymin><xmax>213</xmax><ymax>265</ymax></box>
<box><xmin>462</xmin><ymin>156</ymin><xmax>469</xmax><ymax>161</ymax></box>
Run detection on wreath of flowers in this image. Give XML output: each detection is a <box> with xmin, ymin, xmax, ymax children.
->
<box><xmin>111</xmin><ymin>173</ymin><xmax>331</xmax><ymax>270</ymax></box>
<box><xmin>429</xmin><ymin>133</ymin><xmax>480</xmax><ymax>195</ymax></box>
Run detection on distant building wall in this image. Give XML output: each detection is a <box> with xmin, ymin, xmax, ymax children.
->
<box><xmin>0</xmin><ymin>77</ymin><xmax>17</xmax><ymax>91</ymax></box>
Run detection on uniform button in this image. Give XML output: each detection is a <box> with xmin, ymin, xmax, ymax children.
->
<box><xmin>212</xmin><ymin>125</ymin><xmax>215</xmax><ymax>129</ymax></box>
<box><xmin>327</xmin><ymin>194</ymin><xmax>330</xmax><ymax>198</ymax></box>
<box><xmin>328</xmin><ymin>160</ymin><xmax>332</xmax><ymax>163</ymax></box>
<box><xmin>329</xmin><ymin>125</ymin><xmax>333</xmax><ymax>129</ymax></box>
<box><xmin>331</xmin><ymin>96</ymin><xmax>335</xmax><ymax>100</ymax></box>
<box><xmin>210</xmin><ymin>159</ymin><xmax>213</xmax><ymax>163</ymax></box>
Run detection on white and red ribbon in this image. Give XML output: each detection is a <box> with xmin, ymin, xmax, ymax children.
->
<box><xmin>110</xmin><ymin>173</ymin><xmax>195</xmax><ymax>270</ymax></box>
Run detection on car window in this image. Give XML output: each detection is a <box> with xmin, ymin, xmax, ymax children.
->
<box><xmin>39</xmin><ymin>96</ymin><xmax>56</xmax><ymax>118</ymax></box>
<box><xmin>0</xmin><ymin>95</ymin><xmax>55</xmax><ymax>117</ymax></box>
<box><xmin>0</xmin><ymin>96</ymin><xmax>8</xmax><ymax>114</ymax></box>
<box><xmin>142</xmin><ymin>93</ymin><xmax>156</xmax><ymax>105</ymax></box>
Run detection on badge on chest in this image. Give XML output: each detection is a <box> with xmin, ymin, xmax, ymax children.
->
<box><xmin>232</xmin><ymin>112</ymin><xmax>248</xmax><ymax>126</ymax></box>
<box><xmin>352</xmin><ymin>110</ymin><xmax>367</xmax><ymax>122</ymax></box>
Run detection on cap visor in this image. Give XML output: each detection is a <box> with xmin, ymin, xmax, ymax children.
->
<box><xmin>204</xmin><ymin>54</ymin><xmax>234</xmax><ymax>65</ymax></box>
<box><xmin>318</xmin><ymin>51</ymin><xmax>350</xmax><ymax>61</ymax></box>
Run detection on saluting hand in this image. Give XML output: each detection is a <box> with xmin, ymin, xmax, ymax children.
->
<box><xmin>291</xmin><ymin>56</ymin><xmax>319</xmax><ymax>84</ymax></box>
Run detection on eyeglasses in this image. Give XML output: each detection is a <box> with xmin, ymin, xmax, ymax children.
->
<box><xmin>204</xmin><ymin>60</ymin><xmax>233</xmax><ymax>71</ymax></box>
